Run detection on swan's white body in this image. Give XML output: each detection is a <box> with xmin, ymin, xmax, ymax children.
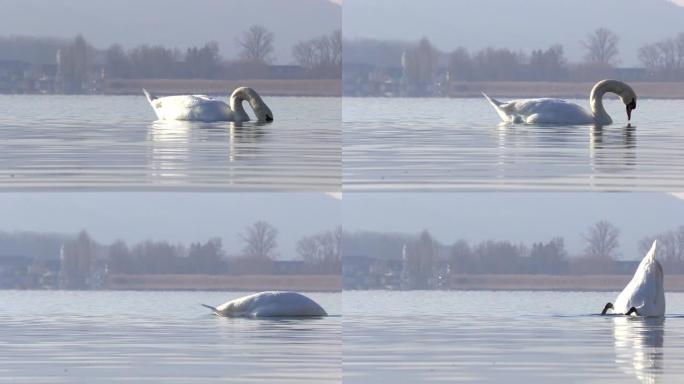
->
<box><xmin>202</xmin><ymin>291</ymin><xmax>327</xmax><ymax>318</ymax></box>
<box><xmin>483</xmin><ymin>79</ymin><xmax>637</xmax><ymax>125</ymax></box>
<box><xmin>143</xmin><ymin>87</ymin><xmax>273</xmax><ymax>123</ymax></box>
<box><xmin>612</xmin><ymin>241</ymin><xmax>665</xmax><ymax>317</ymax></box>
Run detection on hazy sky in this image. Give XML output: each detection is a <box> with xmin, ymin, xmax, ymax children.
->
<box><xmin>0</xmin><ymin>0</ymin><xmax>340</xmax><ymax>63</ymax></box>
<box><xmin>0</xmin><ymin>193</ymin><xmax>340</xmax><ymax>259</ymax></box>
<box><xmin>343</xmin><ymin>193</ymin><xmax>684</xmax><ymax>261</ymax></box>
<box><xmin>343</xmin><ymin>0</ymin><xmax>684</xmax><ymax>66</ymax></box>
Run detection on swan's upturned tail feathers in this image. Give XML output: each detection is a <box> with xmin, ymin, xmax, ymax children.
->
<box><xmin>482</xmin><ymin>92</ymin><xmax>511</xmax><ymax>122</ymax></box>
<box><xmin>201</xmin><ymin>303</ymin><xmax>219</xmax><ymax>314</ymax></box>
<box><xmin>646</xmin><ymin>240</ymin><xmax>657</xmax><ymax>261</ymax></box>
<box><xmin>143</xmin><ymin>88</ymin><xmax>157</xmax><ymax>103</ymax></box>
<box><xmin>482</xmin><ymin>92</ymin><xmax>503</xmax><ymax>107</ymax></box>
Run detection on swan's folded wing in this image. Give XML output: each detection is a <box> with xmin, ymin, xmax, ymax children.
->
<box><xmin>508</xmin><ymin>98</ymin><xmax>594</xmax><ymax>124</ymax></box>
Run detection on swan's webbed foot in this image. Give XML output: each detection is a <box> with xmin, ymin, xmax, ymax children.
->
<box><xmin>626</xmin><ymin>307</ymin><xmax>639</xmax><ymax>316</ymax></box>
<box><xmin>601</xmin><ymin>302</ymin><xmax>614</xmax><ymax>315</ymax></box>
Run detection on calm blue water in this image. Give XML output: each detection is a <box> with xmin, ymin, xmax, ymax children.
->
<box><xmin>344</xmin><ymin>290</ymin><xmax>684</xmax><ymax>383</ymax></box>
<box><xmin>0</xmin><ymin>95</ymin><xmax>340</xmax><ymax>191</ymax></box>
<box><xmin>0</xmin><ymin>291</ymin><xmax>341</xmax><ymax>383</ymax></box>
<box><xmin>344</xmin><ymin>97</ymin><xmax>684</xmax><ymax>191</ymax></box>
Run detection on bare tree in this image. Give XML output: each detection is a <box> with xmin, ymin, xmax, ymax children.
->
<box><xmin>58</xmin><ymin>35</ymin><xmax>92</xmax><ymax>93</ymax></box>
<box><xmin>107</xmin><ymin>239</ymin><xmax>131</xmax><ymax>273</ymax></box>
<box><xmin>583</xmin><ymin>221</ymin><xmax>620</xmax><ymax>260</ymax></box>
<box><xmin>405</xmin><ymin>230</ymin><xmax>436</xmax><ymax>288</ymax></box>
<box><xmin>640</xmin><ymin>225</ymin><xmax>684</xmax><ymax>265</ymax></box>
<box><xmin>241</xmin><ymin>221</ymin><xmax>278</xmax><ymax>260</ymax></box>
<box><xmin>296</xmin><ymin>226</ymin><xmax>341</xmax><ymax>273</ymax></box>
<box><xmin>237</xmin><ymin>25</ymin><xmax>275</xmax><ymax>63</ymax></box>
<box><xmin>59</xmin><ymin>230</ymin><xmax>95</xmax><ymax>289</ymax></box>
<box><xmin>292</xmin><ymin>30</ymin><xmax>341</xmax><ymax>77</ymax></box>
<box><xmin>638</xmin><ymin>33</ymin><xmax>684</xmax><ymax>80</ymax></box>
<box><xmin>330</xmin><ymin>30</ymin><xmax>342</xmax><ymax>67</ymax></box>
<box><xmin>403</xmin><ymin>37</ymin><xmax>438</xmax><ymax>96</ymax></box>
<box><xmin>582</xmin><ymin>28</ymin><xmax>620</xmax><ymax>66</ymax></box>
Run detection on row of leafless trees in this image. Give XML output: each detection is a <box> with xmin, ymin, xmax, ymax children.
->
<box><xmin>102</xmin><ymin>26</ymin><xmax>341</xmax><ymax>80</ymax></box>
<box><xmin>344</xmin><ymin>220</ymin><xmax>684</xmax><ymax>280</ymax></box>
<box><xmin>638</xmin><ymin>33</ymin><xmax>684</xmax><ymax>80</ymax></box>
<box><xmin>1</xmin><ymin>25</ymin><xmax>341</xmax><ymax>93</ymax></box>
<box><xmin>53</xmin><ymin>222</ymin><xmax>340</xmax><ymax>288</ymax></box>
<box><xmin>394</xmin><ymin>28</ymin><xmax>623</xmax><ymax>95</ymax></box>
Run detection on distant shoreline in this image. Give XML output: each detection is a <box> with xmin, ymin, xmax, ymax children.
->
<box><xmin>105</xmin><ymin>274</ymin><xmax>341</xmax><ymax>292</ymax></box>
<box><xmin>448</xmin><ymin>81</ymin><xmax>684</xmax><ymax>99</ymax></box>
<box><xmin>348</xmin><ymin>274</ymin><xmax>684</xmax><ymax>292</ymax></box>
<box><xmin>103</xmin><ymin>78</ymin><xmax>341</xmax><ymax>97</ymax></box>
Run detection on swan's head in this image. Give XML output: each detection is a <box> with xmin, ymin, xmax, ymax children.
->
<box><xmin>255</xmin><ymin>102</ymin><xmax>274</xmax><ymax>123</ymax></box>
<box><xmin>231</xmin><ymin>87</ymin><xmax>274</xmax><ymax>123</ymax></box>
<box><xmin>616</xmin><ymin>83</ymin><xmax>637</xmax><ymax>121</ymax></box>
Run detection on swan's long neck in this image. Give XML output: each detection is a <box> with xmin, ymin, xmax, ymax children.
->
<box><xmin>229</xmin><ymin>90</ymin><xmax>251</xmax><ymax>122</ymax></box>
<box><xmin>589</xmin><ymin>82</ymin><xmax>613</xmax><ymax>125</ymax></box>
<box><xmin>229</xmin><ymin>87</ymin><xmax>272</xmax><ymax>122</ymax></box>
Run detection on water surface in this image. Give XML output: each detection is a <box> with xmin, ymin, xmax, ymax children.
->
<box><xmin>0</xmin><ymin>95</ymin><xmax>340</xmax><ymax>191</ymax></box>
<box><xmin>0</xmin><ymin>290</ymin><xmax>341</xmax><ymax>383</ymax></box>
<box><xmin>344</xmin><ymin>98</ymin><xmax>684</xmax><ymax>191</ymax></box>
<box><xmin>344</xmin><ymin>290</ymin><xmax>684</xmax><ymax>383</ymax></box>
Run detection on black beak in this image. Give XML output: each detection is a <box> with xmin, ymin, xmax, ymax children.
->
<box><xmin>626</xmin><ymin>98</ymin><xmax>636</xmax><ymax>121</ymax></box>
<box><xmin>265</xmin><ymin>115</ymin><xmax>273</xmax><ymax>122</ymax></box>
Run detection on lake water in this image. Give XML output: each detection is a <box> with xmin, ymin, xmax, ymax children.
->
<box><xmin>344</xmin><ymin>98</ymin><xmax>684</xmax><ymax>191</ymax></box>
<box><xmin>0</xmin><ymin>95</ymin><xmax>340</xmax><ymax>191</ymax></box>
<box><xmin>0</xmin><ymin>291</ymin><xmax>341</xmax><ymax>383</ymax></box>
<box><xmin>344</xmin><ymin>290</ymin><xmax>684</xmax><ymax>383</ymax></box>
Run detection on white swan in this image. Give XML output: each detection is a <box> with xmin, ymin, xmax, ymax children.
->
<box><xmin>602</xmin><ymin>240</ymin><xmax>665</xmax><ymax>317</ymax></box>
<box><xmin>143</xmin><ymin>87</ymin><xmax>273</xmax><ymax>123</ymax></box>
<box><xmin>483</xmin><ymin>79</ymin><xmax>637</xmax><ymax>125</ymax></box>
<box><xmin>201</xmin><ymin>291</ymin><xmax>327</xmax><ymax>318</ymax></box>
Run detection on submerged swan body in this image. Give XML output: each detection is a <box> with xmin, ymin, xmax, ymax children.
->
<box><xmin>143</xmin><ymin>87</ymin><xmax>273</xmax><ymax>123</ymax></box>
<box><xmin>201</xmin><ymin>291</ymin><xmax>327</xmax><ymax>318</ymax></box>
<box><xmin>483</xmin><ymin>79</ymin><xmax>637</xmax><ymax>125</ymax></box>
<box><xmin>602</xmin><ymin>241</ymin><xmax>665</xmax><ymax>317</ymax></box>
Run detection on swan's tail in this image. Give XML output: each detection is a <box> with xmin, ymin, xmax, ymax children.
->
<box><xmin>645</xmin><ymin>240</ymin><xmax>657</xmax><ymax>261</ymax></box>
<box><xmin>142</xmin><ymin>88</ymin><xmax>157</xmax><ymax>103</ymax></box>
<box><xmin>482</xmin><ymin>92</ymin><xmax>511</xmax><ymax>122</ymax></box>
<box><xmin>481</xmin><ymin>92</ymin><xmax>503</xmax><ymax>108</ymax></box>
<box><xmin>201</xmin><ymin>303</ymin><xmax>219</xmax><ymax>315</ymax></box>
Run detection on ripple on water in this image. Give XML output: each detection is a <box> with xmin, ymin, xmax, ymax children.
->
<box><xmin>343</xmin><ymin>98</ymin><xmax>684</xmax><ymax>191</ymax></box>
<box><xmin>343</xmin><ymin>290</ymin><xmax>684</xmax><ymax>383</ymax></box>
<box><xmin>0</xmin><ymin>291</ymin><xmax>341</xmax><ymax>383</ymax></box>
<box><xmin>0</xmin><ymin>95</ymin><xmax>341</xmax><ymax>191</ymax></box>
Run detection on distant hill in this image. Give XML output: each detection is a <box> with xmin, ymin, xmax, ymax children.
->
<box><xmin>343</xmin><ymin>0</ymin><xmax>684</xmax><ymax>66</ymax></box>
<box><xmin>0</xmin><ymin>0</ymin><xmax>340</xmax><ymax>63</ymax></box>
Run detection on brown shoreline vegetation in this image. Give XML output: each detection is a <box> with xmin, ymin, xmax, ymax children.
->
<box><xmin>106</xmin><ymin>274</ymin><xmax>341</xmax><ymax>292</ymax></box>
<box><xmin>103</xmin><ymin>274</ymin><xmax>684</xmax><ymax>292</ymax></box>
<box><xmin>429</xmin><ymin>274</ymin><xmax>684</xmax><ymax>292</ymax></box>
<box><xmin>103</xmin><ymin>78</ymin><xmax>341</xmax><ymax>97</ymax></box>
<box><xmin>450</xmin><ymin>81</ymin><xmax>684</xmax><ymax>99</ymax></box>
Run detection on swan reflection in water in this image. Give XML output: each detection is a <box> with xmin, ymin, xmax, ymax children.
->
<box><xmin>613</xmin><ymin>316</ymin><xmax>664</xmax><ymax>384</ymax></box>
<box><xmin>146</xmin><ymin>120</ymin><xmax>267</xmax><ymax>183</ymax></box>
<box><xmin>493</xmin><ymin>123</ymin><xmax>636</xmax><ymax>184</ymax></box>
<box><xmin>589</xmin><ymin>124</ymin><xmax>637</xmax><ymax>178</ymax></box>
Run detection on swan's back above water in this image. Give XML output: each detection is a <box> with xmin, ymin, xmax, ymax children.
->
<box><xmin>483</xmin><ymin>79</ymin><xmax>637</xmax><ymax>125</ymax></box>
<box><xmin>603</xmin><ymin>240</ymin><xmax>665</xmax><ymax>317</ymax></box>
<box><xmin>143</xmin><ymin>87</ymin><xmax>273</xmax><ymax>123</ymax></box>
<box><xmin>201</xmin><ymin>291</ymin><xmax>327</xmax><ymax>318</ymax></box>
